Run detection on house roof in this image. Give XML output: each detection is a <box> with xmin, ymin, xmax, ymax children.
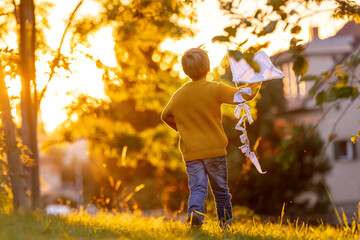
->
<box><xmin>271</xmin><ymin>21</ymin><xmax>360</xmax><ymax>63</ymax></box>
<box><xmin>334</xmin><ymin>21</ymin><xmax>360</xmax><ymax>38</ymax></box>
<box><xmin>328</xmin><ymin>21</ymin><xmax>360</xmax><ymax>50</ymax></box>
<box><xmin>270</xmin><ymin>21</ymin><xmax>360</xmax><ymax>113</ymax></box>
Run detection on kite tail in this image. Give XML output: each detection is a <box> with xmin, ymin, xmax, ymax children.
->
<box><xmin>234</xmin><ymin>87</ymin><xmax>267</xmax><ymax>174</ymax></box>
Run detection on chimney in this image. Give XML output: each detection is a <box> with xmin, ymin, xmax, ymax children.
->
<box><xmin>310</xmin><ymin>27</ymin><xmax>319</xmax><ymax>41</ymax></box>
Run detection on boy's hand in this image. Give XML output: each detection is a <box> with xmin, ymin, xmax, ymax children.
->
<box><xmin>168</xmin><ymin>117</ymin><xmax>177</xmax><ymax>131</ymax></box>
<box><xmin>161</xmin><ymin>113</ymin><xmax>177</xmax><ymax>131</ymax></box>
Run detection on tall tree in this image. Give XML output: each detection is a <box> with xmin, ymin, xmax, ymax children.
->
<box><xmin>0</xmin><ymin>66</ymin><xmax>30</xmax><ymax>210</ymax></box>
<box><xmin>1</xmin><ymin>0</ymin><xmax>84</xmax><ymax>210</ymax></box>
<box><xmin>19</xmin><ymin>0</ymin><xmax>41</xmax><ymax>209</ymax></box>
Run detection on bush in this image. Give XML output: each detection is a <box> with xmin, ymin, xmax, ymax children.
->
<box><xmin>224</xmin><ymin>80</ymin><xmax>331</xmax><ymax>216</ymax></box>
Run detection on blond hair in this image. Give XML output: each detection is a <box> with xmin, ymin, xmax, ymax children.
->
<box><xmin>181</xmin><ymin>47</ymin><xmax>210</xmax><ymax>80</ymax></box>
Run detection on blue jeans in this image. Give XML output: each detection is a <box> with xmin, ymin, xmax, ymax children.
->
<box><xmin>185</xmin><ymin>156</ymin><xmax>232</xmax><ymax>224</ymax></box>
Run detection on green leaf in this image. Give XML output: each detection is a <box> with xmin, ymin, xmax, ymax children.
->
<box><xmin>258</xmin><ymin>21</ymin><xmax>278</xmax><ymax>36</ymax></box>
<box><xmin>264</xmin><ymin>20</ymin><xmax>278</xmax><ymax>34</ymax></box>
<box><xmin>244</xmin><ymin>53</ymin><xmax>260</xmax><ymax>72</ymax></box>
<box><xmin>290</xmin><ymin>10</ymin><xmax>297</xmax><ymax>15</ymax></box>
<box><xmin>247</xmin><ymin>42</ymin><xmax>270</xmax><ymax>54</ymax></box>
<box><xmin>321</xmin><ymin>71</ymin><xmax>331</xmax><ymax>78</ymax></box>
<box><xmin>328</xmin><ymin>134</ymin><xmax>337</xmax><ymax>142</ymax></box>
<box><xmin>308</xmin><ymin>78</ymin><xmax>321</xmax><ymax>98</ymax></box>
<box><xmin>283</xmin><ymin>22</ymin><xmax>290</xmax><ymax>31</ymax></box>
<box><xmin>300</xmin><ymin>75</ymin><xmax>320</xmax><ymax>82</ymax></box>
<box><xmin>316</xmin><ymin>90</ymin><xmax>327</xmax><ymax>106</ymax></box>
<box><xmin>290</xmin><ymin>37</ymin><xmax>302</xmax><ymax>47</ymax></box>
<box><xmin>346</xmin><ymin>54</ymin><xmax>360</xmax><ymax>68</ymax></box>
<box><xmin>327</xmin><ymin>89</ymin><xmax>337</xmax><ymax>102</ymax></box>
<box><xmin>292</xmin><ymin>55</ymin><xmax>308</xmax><ymax>76</ymax></box>
<box><xmin>279</xmin><ymin>11</ymin><xmax>287</xmax><ymax>20</ymax></box>
<box><xmin>249</xmin><ymin>60</ymin><xmax>260</xmax><ymax>73</ymax></box>
<box><xmin>224</xmin><ymin>26</ymin><xmax>237</xmax><ymax>37</ymax></box>
<box><xmin>335</xmin><ymin>69</ymin><xmax>348</xmax><ymax>79</ymax></box>
<box><xmin>220</xmin><ymin>2</ymin><xmax>233</xmax><ymax>11</ymax></box>
<box><xmin>352</xmin><ymin>86</ymin><xmax>359</xmax><ymax>97</ymax></box>
<box><xmin>309</xmin><ymin>79</ymin><xmax>321</xmax><ymax>98</ymax></box>
<box><xmin>237</xmin><ymin>39</ymin><xmax>248</xmax><ymax>48</ymax></box>
<box><xmin>212</xmin><ymin>35</ymin><xmax>230</xmax><ymax>43</ymax></box>
<box><xmin>330</xmin><ymin>86</ymin><xmax>354</xmax><ymax>99</ymax></box>
<box><xmin>229</xmin><ymin>50</ymin><xmax>243</xmax><ymax>61</ymax></box>
<box><xmin>267</xmin><ymin>0</ymin><xmax>286</xmax><ymax>10</ymax></box>
<box><xmin>351</xmin><ymin>136</ymin><xmax>359</xmax><ymax>143</ymax></box>
<box><xmin>254</xmin><ymin>9</ymin><xmax>262</xmax><ymax>18</ymax></box>
<box><xmin>241</xmin><ymin>18</ymin><xmax>252</xmax><ymax>27</ymax></box>
<box><xmin>290</xmin><ymin>25</ymin><xmax>302</xmax><ymax>34</ymax></box>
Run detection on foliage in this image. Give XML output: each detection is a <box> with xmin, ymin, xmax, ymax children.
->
<box><xmin>224</xmin><ymin>80</ymin><xmax>331</xmax><ymax>216</ymax></box>
<box><xmin>214</xmin><ymin>0</ymin><xmax>360</xmax><ymax>141</ymax></box>
<box><xmin>0</xmin><ymin>0</ymin><xmax>54</xmax><ymax>76</ymax></box>
<box><xmin>61</xmin><ymin>0</ymin><xmax>198</xmax><ymax>164</ymax></box>
<box><xmin>0</xmin><ymin>128</ymin><xmax>12</xmax><ymax>211</ymax></box>
<box><xmin>53</xmin><ymin>0</ymin><xmax>199</xmax><ymax>208</ymax></box>
<box><xmin>351</xmin><ymin>129</ymin><xmax>360</xmax><ymax>143</ymax></box>
<box><xmin>0</xmin><ymin>0</ymin><xmax>60</xmax><ymax>210</ymax></box>
<box><xmin>333</xmin><ymin>0</ymin><xmax>360</xmax><ymax>23</ymax></box>
<box><xmin>301</xmin><ymin>53</ymin><xmax>360</xmax><ymax>107</ymax></box>
<box><xmin>0</xmin><ymin>125</ymin><xmax>34</xmax><ymax>211</ymax></box>
<box><xmin>0</xmin><ymin>211</ymin><xmax>360</xmax><ymax>239</ymax></box>
<box><xmin>79</xmin><ymin>161</ymin><xmax>188</xmax><ymax>212</ymax></box>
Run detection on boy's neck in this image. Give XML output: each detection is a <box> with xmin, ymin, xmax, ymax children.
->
<box><xmin>192</xmin><ymin>76</ymin><xmax>207</xmax><ymax>82</ymax></box>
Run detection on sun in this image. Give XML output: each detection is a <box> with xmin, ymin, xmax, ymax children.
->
<box><xmin>38</xmin><ymin>27</ymin><xmax>116</xmax><ymax>133</ymax></box>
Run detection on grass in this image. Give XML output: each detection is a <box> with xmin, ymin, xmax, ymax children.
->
<box><xmin>0</xmin><ymin>209</ymin><xmax>359</xmax><ymax>240</ymax></box>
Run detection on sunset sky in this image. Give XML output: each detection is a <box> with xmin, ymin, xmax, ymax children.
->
<box><xmin>3</xmin><ymin>0</ymin><xmax>356</xmax><ymax>132</ymax></box>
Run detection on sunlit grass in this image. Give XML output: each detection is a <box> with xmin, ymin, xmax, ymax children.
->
<box><xmin>0</xmin><ymin>209</ymin><xmax>359</xmax><ymax>240</ymax></box>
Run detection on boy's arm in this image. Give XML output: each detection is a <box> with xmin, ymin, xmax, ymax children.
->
<box><xmin>161</xmin><ymin>103</ymin><xmax>177</xmax><ymax>131</ymax></box>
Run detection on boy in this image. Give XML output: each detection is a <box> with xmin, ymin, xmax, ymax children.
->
<box><xmin>161</xmin><ymin>47</ymin><xmax>261</xmax><ymax>228</ymax></box>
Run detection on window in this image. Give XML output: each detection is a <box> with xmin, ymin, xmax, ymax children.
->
<box><xmin>281</xmin><ymin>62</ymin><xmax>306</xmax><ymax>99</ymax></box>
<box><xmin>334</xmin><ymin>140</ymin><xmax>357</xmax><ymax>161</ymax></box>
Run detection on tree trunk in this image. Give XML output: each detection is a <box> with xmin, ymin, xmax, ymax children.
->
<box><xmin>0</xmin><ymin>67</ymin><xmax>30</xmax><ymax>210</ymax></box>
<box><xmin>19</xmin><ymin>0</ymin><xmax>41</xmax><ymax>210</ymax></box>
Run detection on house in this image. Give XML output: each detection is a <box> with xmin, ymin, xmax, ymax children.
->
<box><xmin>40</xmin><ymin>139</ymin><xmax>88</xmax><ymax>207</ymax></box>
<box><xmin>272</xmin><ymin>21</ymin><xmax>360</xmax><ymax>219</ymax></box>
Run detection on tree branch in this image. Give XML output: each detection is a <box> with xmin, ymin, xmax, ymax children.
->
<box><xmin>0</xmin><ymin>12</ymin><xmax>12</xmax><ymax>17</ymax></box>
<box><xmin>296</xmin><ymin>8</ymin><xmax>334</xmax><ymax>25</ymax></box>
<box><xmin>348</xmin><ymin>48</ymin><xmax>360</xmax><ymax>85</ymax></box>
<box><xmin>321</xmin><ymin>95</ymin><xmax>359</xmax><ymax>154</ymax></box>
<box><xmin>37</xmin><ymin>0</ymin><xmax>84</xmax><ymax>111</ymax></box>
<box><xmin>335</xmin><ymin>0</ymin><xmax>360</xmax><ymax>13</ymax></box>
<box><xmin>12</xmin><ymin>0</ymin><xmax>18</xmax><ymax>23</ymax></box>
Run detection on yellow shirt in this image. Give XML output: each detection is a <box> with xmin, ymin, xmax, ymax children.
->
<box><xmin>161</xmin><ymin>79</ymin><xmax>260</xmax><ymax>162</ymax></box>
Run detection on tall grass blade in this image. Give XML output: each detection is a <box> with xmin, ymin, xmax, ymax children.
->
<box><xmin>124</xmin><ymin>184</ymin><xmax>145</xmax><ymax>202</ymax></box>
<box><xmin>194</xmin><ymin>210</ymin><xmax>205</xmax><ymax>216</ymax></box>
<box><xmin>341</xmin><ymin>208</ymin><xmax>349</xmax><ymax>228</ymax></box>
<box><xmin>279</xmin><ymin>203</ymin><xmax>285</xmax><ymax>227</ymax></box>
<box><xmin>324</xmin><ymin>185</ymin><xmax>342</xmax><ymax>225</ymax></box>
<box><xmin>358</xmin><ymin>202</ymin><xmax>360</xmax><ymax>223</ymax></box>
<box><xmin>190</xmin><ymin>211</ymin><xmax>193</xmax><ymax>226</ymax></box>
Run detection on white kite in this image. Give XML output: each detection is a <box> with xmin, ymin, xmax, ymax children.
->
<box><xmin>228</xmin><ymin>50</ymin><xmax>285</xmax><ymax>174</ymax></box>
